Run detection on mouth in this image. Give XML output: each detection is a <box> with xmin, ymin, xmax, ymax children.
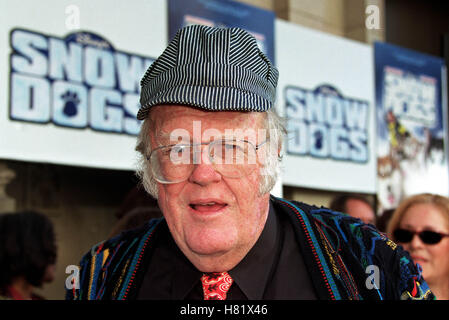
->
<box><xmin>411</xmin><ymin>255</ymin><xmax>428</xmax><ymax>265</ymax></box>
<box><xmin>188</xmin><ymin>199</ymin><xmax>228</xmax><ymax>214</ymax></box>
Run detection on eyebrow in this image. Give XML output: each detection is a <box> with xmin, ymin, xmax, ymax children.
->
<box><xmin>154</xmin><ymin>132</ymin><xmax>260</xmax><ymax>147</ymax></box>
<box><xmin>154</xmin><ymin>132</ymin><xmax>192</xmax><ymax>146</ymax></box>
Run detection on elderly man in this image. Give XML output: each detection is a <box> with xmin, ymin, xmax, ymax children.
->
<box><xmin>68</xmin><ymin>25</ymin><xmax>433</xmax><ymax>300</ymax></box>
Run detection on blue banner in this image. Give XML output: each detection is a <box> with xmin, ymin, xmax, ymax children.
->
<box><xmin>375</xmin><ymin>41</ymin><xmax>448</xmax><ymax>212</ymax></box>
<box><xmin>168</xmin><ymin>0</ymin><xmax>275</xmax><ymax>64</ymax></box>
<box><xmin>9</xmin><ymin>28</ymin><xmax>154</xmax><ymax>136</ymax></box>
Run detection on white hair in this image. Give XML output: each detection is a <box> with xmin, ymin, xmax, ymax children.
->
<box><xmin>135</xmin><ymin>108</ymin><xmax>286</xmax><ymax>199</ymax></box>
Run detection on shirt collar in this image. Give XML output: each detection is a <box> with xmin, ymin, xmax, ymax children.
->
<box><xmin>228</xmin><ymin>201</ymin><xmax>279</xmax><ymax>300</ymax></box>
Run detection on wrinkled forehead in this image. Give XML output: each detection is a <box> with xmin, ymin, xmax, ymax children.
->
<box><xmin>149</xmin><ymin>105</ymin><xmax>266</xmax><ymax>143</ymax></box>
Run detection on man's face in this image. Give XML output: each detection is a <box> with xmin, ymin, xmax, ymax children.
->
<box><xmin>345</xmin><ymin>198</ymin><xmax>376</xmax><ymax>225</ymax></box>
<box><xmin>149</xmin><ymin>105</ymin><xmax>271</xmax><ymax>272</ymax></box>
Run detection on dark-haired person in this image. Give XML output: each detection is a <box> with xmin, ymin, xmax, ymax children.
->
<box><xmin>0</xmin><ymin>211</ymin><xmax>57</xmax><ymax>300</ymax></box>
<box><xmin>387</xmin><ymin>193</ymin><xmax>449</xmax><ymax>300</ymax></box>
<box><xmin>109</xmin><ymin>207</ymin><xmax>163</xmax><ymax>238</ymax></box>
<box><xmin>330</xmin><ymin>194</ymin><xmax>376</xmax><ymax>225</ymax></box>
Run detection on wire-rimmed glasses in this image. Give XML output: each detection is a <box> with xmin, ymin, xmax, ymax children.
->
<box><xmin>147</xmin><ymin>139</ymin><xmax>268</xmax><ymax>184</ymax></box>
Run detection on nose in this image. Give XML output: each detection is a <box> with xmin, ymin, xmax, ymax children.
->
<box><xmin>188</xmin><ymin>145</ymin><xmax>222</xmax><ymax>186</ymax></box>
<box><xmin>408</xmin><ymin>233</ymin><xmax>425</xmax><ymax>250</ymax></box>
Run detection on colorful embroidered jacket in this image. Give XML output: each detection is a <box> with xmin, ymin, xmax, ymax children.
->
<box><xmin>67</xmin><ymin>196</ymin><xmax>434</xmax><ymax>300</ymax></box>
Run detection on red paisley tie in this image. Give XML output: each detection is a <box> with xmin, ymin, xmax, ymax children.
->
<box><xmin>201</xmin><ymin>272</ymin><xmax>234</xmax><ymax>300</ymax></box>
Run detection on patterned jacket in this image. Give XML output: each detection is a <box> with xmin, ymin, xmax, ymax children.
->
<box><xmin>67</xmin><ymin>196</ymin><xmax>434</xmax><ymax>300</ymax></box>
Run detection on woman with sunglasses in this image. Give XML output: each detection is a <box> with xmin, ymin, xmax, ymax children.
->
<box><xmin>387</xmin><ymin>193</ymin><xmax>449</xmax><ymax>299</ymax></box>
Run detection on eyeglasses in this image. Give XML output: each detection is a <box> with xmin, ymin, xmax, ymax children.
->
<box><xmin>393</xmin><ymin>228</ymin><xmax>449</xmax><ymax>245</ymax></box>
<box><xmin>147</xmin><ymin>139</ymin><xmax>268</xmax><ymax>184</ymax></box>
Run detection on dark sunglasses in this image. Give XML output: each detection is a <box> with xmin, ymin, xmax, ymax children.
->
<box><xmin>393</xmin><ymin>228</ymin><xmax>449</xmax><ymax>245</ymax></box>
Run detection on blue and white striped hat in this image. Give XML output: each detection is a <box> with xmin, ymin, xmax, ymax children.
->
<box><xmin>137</xmin><ymin>25</ymin><xmax>279</xmax><ymax>120</ymax></box>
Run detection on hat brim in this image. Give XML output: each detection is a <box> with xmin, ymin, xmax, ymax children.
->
<box><xmin>137</xmin><ymin>85</ymin><xmax>273</xmax><ymax>120</ymax></box>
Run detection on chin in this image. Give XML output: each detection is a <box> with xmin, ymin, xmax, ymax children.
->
<box><xmin>182</xmin><ymin>240</ymin><xmax>237</xmax><ymax>272</ymax></box>
<box><xmin>187</xmin><ymin>234</ymin><xmax>237</xmax><ymax>256</ymax></box>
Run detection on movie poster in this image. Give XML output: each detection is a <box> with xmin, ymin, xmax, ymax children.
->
<box><xmin>168</xmin><ymin>0</ymin><xmax>275</xmax><ymax>64</ymax></box>
<box><xmin>375</xmin><ymin>42</ymin><xmax>448</xmax><ymax>214</ymax></box>
<box><xmin>0</xmin><ymin>0</ymin><xmax>165</xmax><ymax>170</ymax></box>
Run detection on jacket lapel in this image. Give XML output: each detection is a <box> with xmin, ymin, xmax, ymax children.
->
<box><xmin>272</xmin><ymin>197</ymin><xmax>345</xmax><ymax>300</ymax></box>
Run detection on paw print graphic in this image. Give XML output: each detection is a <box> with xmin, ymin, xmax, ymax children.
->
<box><xmin>60</xmin><ymin>91</ymin><xmax>80</xmax><ymax>117</ymax></box>
<box><xmin>314</xmin><ymin>130</ymin><xmax>324</xmax><ymax>150</ymax></box>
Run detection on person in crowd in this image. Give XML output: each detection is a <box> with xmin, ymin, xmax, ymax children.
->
<box><xmin>68</xmin><ymin>25</ymin><xmax>433</xmax><ymax>300</ymax></box>
<box><xmin>376</xmin><ymin>208</ymin><xmax>395</xmax><ymax>233</ymax></box>
<box><xmin>0</xmin><ymin>210</ymin><xmax>57</xmax><ymax>300</ymax></box>
<box><xmin>109</xmin><ymin>185</ymin><xmax>163</xmax><ymax>238</ymax></box>
<box><xmin>114</xmin><ymin>185</ymin><xmax>160</xmax><ymax>220</ymax></box>
<box><xmin>109</xmin><ymin>207</ymin><xmax>163</xmax><ymax>238</ymax></box>
<box><xmin>329</xmin><ymin>194</ymin><xmax>376</xmax><ymax>225</ymax></box>
<box><xmin>387</xmin><ymin>193</ymin><xmax>449</xmax><ymax>300</ymax></box>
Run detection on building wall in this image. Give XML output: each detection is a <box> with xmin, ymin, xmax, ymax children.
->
<box><xmin>0</xmin><ymin>0</ymin><xmax>384</xmax><ymax>299</ymax></box>
<box><xmin>240</xmin><ymin>0</ymin><xmax>385</xmax><ymax>43</ymax></box>
<box><xmin>385</xmin><ymin>0</ymin><xmax>449</xmax><ymax>57</ymax></box>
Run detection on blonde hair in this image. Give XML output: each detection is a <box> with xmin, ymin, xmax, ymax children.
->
<box><xmin>386</xmin><ymin>193</ymin><xmax>449</xmax><ymax>239</ymax></box>
<box><xmin>135</xmin><ymin>108</ymin><xmax>286</xmax><ymax>199</ymax></box>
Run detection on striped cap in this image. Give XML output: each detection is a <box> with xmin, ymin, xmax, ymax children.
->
<box><xmin>137</xmin><ymin>25</ymin><xmax>278</xmax><ymax>120</ymax></box>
